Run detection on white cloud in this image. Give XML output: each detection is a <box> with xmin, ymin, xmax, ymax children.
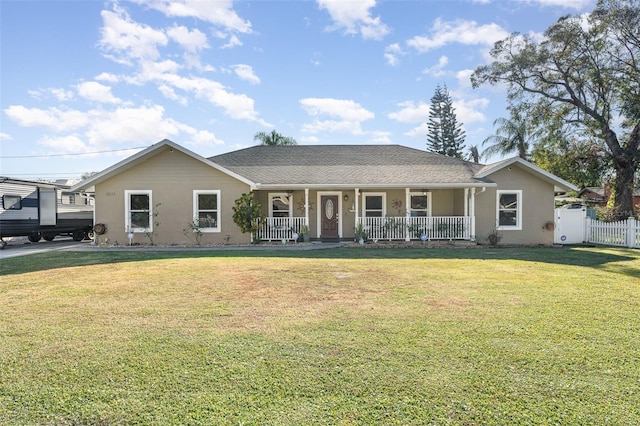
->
<box><xmin>456</xmin><ymin>69</ymin><xmax>475</xmax><ymax>88</ymax></box>
<box><xmin>166</xmin><ymin>25</ymin><xmax>208</xmax><ymax>52</ymax></box>
<box><xmin>422</xmin><ymin>55</ymin><xmax>449</xmax><ymax>77</ymax></box>
<box><xmin>158</xmin><ymin>74</ymin><xmax>268</xmax><ymax>124</ymax></box>
<box><xmin>39</xmin><ymin>135</ymin><xmax>90</xmax><ymax>154</ymax></box>
<box><xmin>157</xmin><ymin>84</ymin><xmax>188</xmax><ymax>105</ymax></box>
<box><xmin>135</xmin><ymin>0</ymin><xmax>252</xmax><ymax>33</ymax></box>
<box><xmin>220</xmin><ymin>34</ymin><xmax>243</xmax><ymax>49</ymax></box>
<box><xmin>368</xmin><ymin>130</ymin><xmax>391</xmax><ymax>144</ymax></box>
<box><xmin>405</xmin><ymin>122</ymin><xmax>429</xmax><ymax>138</ymax></box>
<box><xmin>317</xmin><ymin>0</ymin><xmax>390</xmax><ymax>40</ymax></box>
<box><xmin>76</xmin><ymin>81</ymin><xmax>121</xmax><ymax>104</ymax></box>
<box><xmin>95</xmin><ymin>72</ymin><xmax>120</xmax><ymax>83</ymax></box>
<box><xmin>0</xmin><ymin>132</ymin><xmax>12</xmax><ymax>141</ymax></box>
<box><xmin>407</xmin><ymin>18</ymin><xmax>509</xmax><ymax>52</ymax></box>
<box><xmin>99</xmin><ymin>7</ymin><xmax>168</xmax><ymax>64</ymax></box>
<box><xmin>4</xmin><ymin>106</ymin><xmax>89</xmax><ymax>132</ymax></box>
<box><xmin>5</xmin><ymin>103</ymin><xmax>225</xmax><ymax>153</ymax></box>
<box><xmin>452</xmin><ymin>98</ymin><xmax>489</xmax><ymax>124</ymax></box>
<box><xmin>189</xmin><ymin>129</ymin><xmax>224</xmax><ymax>145</ymax></box>
<box><xmin>387</xmin><ymin>101</ymin><xmax>429</xmax><ymax>124</ymax></box>
<box><xmin>532</xmin><ymin>0</ymin><xmax>593</xmax><ymax>9</ymax></box>
<box><xmin>232</xmin><ymin>64</ymin><xmax>260</xmax><ymax>85</ymax></box>
<box><xmin>300</xmin><ymin>97</ymin><xmax>374</xmax><ymax>134</ymax></box>
<box><xmin>384</xmin><ymin>43</ymin><xmax>404</xmax><ymax>66</ymax></box>
<box><xmin>28</xmin><ymin>88</ymin><xmax>74</xmax><ymax>102</ymax></box>
<box><xmin>50</xmin><ymin>88</ymin><xmax>74</xmax><ymax>102</ymax></box>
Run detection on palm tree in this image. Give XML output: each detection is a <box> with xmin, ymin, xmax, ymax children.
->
<box><xmin>481</xmin><ymin>112</ymin><xmax>535</xmax><ymax>160</ymax></box>
<box><xmin>254</xmin><ymin>130</ymin><xmax>297</xmax><ymax>146</ymax></box>
<box><xmin>467</xmin><ymin>145</ymin><xmax>481</xmax><ymax>163</ymax></box>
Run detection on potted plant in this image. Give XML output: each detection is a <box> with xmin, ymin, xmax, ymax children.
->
<box><xmin>354</xmin><ymin>222</ymin><xmax>368</xmax><ymax>244</ymax></box>
<box><xmin>299</xmin><ymin>224</ymin><xmax>310</xmax><ymax>242</ymax></box>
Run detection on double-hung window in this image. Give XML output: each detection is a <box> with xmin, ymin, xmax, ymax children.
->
<box><xmin>194</xmin><ymin>190</ymin><xmax>220</xmax><ymax>232</ymax></box>
<box><xmin>409</xmin><ymin>193</ymin><xmax>431</xmax><ymax>217</ymax></box>
<box><xmin>125</xmin><ymin>190</ymin><xmax>152</xmax><ymax>233</ymax></box>
<box><xmin>497</xmin><ymin>190</ymin><xmax>522</xmax><ymax>230</ymax></box>
<box><xmin>270</xmin><ymin>193</ymin><xmax>292</xmax><ymax>218</ymax></box>
<box><xmin>363</xmin><ymin>193</ymin><xmax>385</xmax><ymax>217</ymax></box>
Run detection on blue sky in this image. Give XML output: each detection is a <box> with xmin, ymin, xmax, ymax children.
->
<box><xmin>1</xmin><ymin>0</ymin><xmax>596</xmax><ymax>181</ymax></box>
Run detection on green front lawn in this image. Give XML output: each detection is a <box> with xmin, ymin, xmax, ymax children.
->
<box><xmin>1</xmin><ymin>247</ymin><xmax>639</xmax><ymax>425</ymax></box>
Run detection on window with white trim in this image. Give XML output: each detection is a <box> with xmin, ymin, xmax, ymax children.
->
<box><xmin>363</xmin><ymin>193</ymin><xmax>386</xmax><ymax>217</ymax></box>
<box><xmin>497</xmin><ymin>190</ymin><xmax>522</xmax><ymax>230</ymax></box>
<box><xmin>269</xmin><ymin>193</ymin><xmax>292</xmax><ymax>218</ymax></box>
<box><xmin>125</xmin><ymin>190</ymin><xmax>152</xmax><ymax>233</ymax></box>
<box><xmin>409</xmin><ymin>192</ymin><xmax>431</xmax><ymax>217</ymax></box>
<box><xmin>194</xmin><ymin>190</ymin><xmax>220</xmax><ymax>232</ymax></box>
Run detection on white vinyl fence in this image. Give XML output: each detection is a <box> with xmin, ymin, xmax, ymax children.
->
<box><xmin>585</xmin><ymin>217</ymin><xmax>640</xmax><ymax>248</ymax></box>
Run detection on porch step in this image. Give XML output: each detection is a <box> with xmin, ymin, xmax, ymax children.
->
<box><xmin>320</xmin><ymin>236</ymin><xmax>341</xmax><ymax>243</ymax></box>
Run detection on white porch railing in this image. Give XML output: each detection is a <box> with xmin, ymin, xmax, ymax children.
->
<box><xmin>257</xmin><ymin>217</ymin><xmax>306</xmax><ymax>241</ymax></box>
<box><xmin>585</xmin><ymin>217</ymin><xmax>640</xmax><ymax>248</ymax></box>
<box><xmin>358</xmin><ymin>216</ymin><xmax>473</xmax><ymax>241</ymax></box>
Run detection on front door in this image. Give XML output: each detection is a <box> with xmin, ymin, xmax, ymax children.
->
<box><xmin>321</xmin><ymin>195</ymin><xmax>339</xmax><ymax>240</ymax></box>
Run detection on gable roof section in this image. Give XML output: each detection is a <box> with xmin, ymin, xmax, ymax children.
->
<box><xmin>210</xmin><ymin>145</ymin><xmax>494</xmax><ymax>188</ymax></box>
<box><xmin>476</xmin><ymin>157</ymin><xmax>578</xmax><ymax>192</ymax></box>
<box><xmin>71</xmin><ymin>139</ymin><xmax>255</xmax><ymax>192</ymax></box>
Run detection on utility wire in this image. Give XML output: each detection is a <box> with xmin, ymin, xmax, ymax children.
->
<box><xmin>0</xmin><ymin>146</ymin><xmax>147</xmax><ymax>159</ymax></box>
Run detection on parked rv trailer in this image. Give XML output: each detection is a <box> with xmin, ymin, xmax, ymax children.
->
<box><xmin>0</xmin><ymin>177</ymin><xmax>94</xmax><ymax>248</ymax></box>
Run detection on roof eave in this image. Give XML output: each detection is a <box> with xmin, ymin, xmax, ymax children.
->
<box><xmin>475</xmin><ymin>157</ymin><xmax>578</xmax><ymax>192</ymax></box>
<box><xmin>254</xmin><ymin>182</ymin><xmax>497</xmax><ymax>190</ymax></box>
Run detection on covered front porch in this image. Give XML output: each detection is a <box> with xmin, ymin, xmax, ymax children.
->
<box><xmin>255</xmin><ymin>187</ymin><xmax>481</xmax><ymax>242</ymax></box>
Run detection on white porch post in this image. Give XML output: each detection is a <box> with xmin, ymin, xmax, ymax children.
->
<box><xmin>470</xmin><ymin>187</ymin><xmax>476</xmax><ymax>240</ymax></box>
<box><xmin>405</xmin><ymin>188</ymin><xmax>411</xmax><ymax>241</ymax></box>
<box><xmin>355</xmin><ymin>187</ymin><xmax>360</xmax><ymax>229</ymax></box>
<box><xmin>305</xmin><ymin>188</ymin><xmax>310</xmax><ymax>227</ymax></box>
<box><xmin>464</xmin><ymin>188</ymin><xmax>469</xmax><ymax>217</ymax></box>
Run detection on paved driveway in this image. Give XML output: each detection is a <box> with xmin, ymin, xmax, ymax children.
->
<box><xmin>0</xmin><ymin>237</ymin><xmax>90</xmax><ymax>260</ymax></box>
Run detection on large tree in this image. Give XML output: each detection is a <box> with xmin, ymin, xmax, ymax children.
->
<box><xmin>427</xmin><ymin>84</ymin><xmax>466</xmax><ymax>158</ymax></box>
<box><xmin>471</xmin><ymin>0</ymin><xmax>640</xmax><ymax>219</ymax></box>
<box><xmin>531</xmin><ymin>136</ymin><xmax>609</xmax><ymax>188</ymax></box>
<box><xmin>254</xmin><ymin>130</ymin><xmax>297</xmax><ymax>146</ymax></box>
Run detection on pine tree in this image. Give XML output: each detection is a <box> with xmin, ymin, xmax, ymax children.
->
<box><xmin>426</xmin><ymin>84</ymin><xmax>466</xmax><ymax>158</ymax></box>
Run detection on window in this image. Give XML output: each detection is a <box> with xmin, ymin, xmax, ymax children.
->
<box><xmin>363</xmin><ymin>193</ymin><xmax>385</xmax><ymax>217</ymax></box>
<box><xmin>409</xmin><ymin>193</ymin><xmax>431</xmax><ymax>217</ymax></box>
<box><xmin>125</xmin><ymin>190</ymin><xmax>152</xmax><ymax>233</ymax></box>
<box><xmin>497</xmin><ymin>190</ymin><xmax>522</xmax><ymax>230</ymax></box>
<box><xmin>3</xmin><ymin>195</ymin><xmax>22</xmax><ymax>210</ymax></box>
<box><xmin>269</xmin><ymin>193</ymin><xmax>292</xmax><ymax>218</ymax></box>
<box><xmin>193</xmin><ymin>190</ymin><xmax>220</xmax><ymax>232</ymax></box>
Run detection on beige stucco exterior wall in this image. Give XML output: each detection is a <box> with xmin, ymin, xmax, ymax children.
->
<box><xmin>93</xmin><ymin>147</ymin><xmax>252</xmax><ymax>246</ymax></box>
<box><xmin>474</xmin><ymin>163</ymin><xmax>556</xmax><ymax>245</ymax></box>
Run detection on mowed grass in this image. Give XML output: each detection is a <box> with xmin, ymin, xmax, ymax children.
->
<box><xmin>1</xmin><ymin>247</ymin><xmax>639</xmax><ymax>425</ymax></box>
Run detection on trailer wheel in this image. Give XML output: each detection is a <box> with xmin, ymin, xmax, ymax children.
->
<box><xmin>28</xmin><ymin>232</ymin><xmax>42</xmax><ymax>243</ymax></box>
<box><xmin>43</xmin><ymin>233</ymin><xmax>56</xmax><ymax>242</ymax></box>
<box><xmin>72</xmin><ymin>229</ymin><xmax>86</xmax><ymax>241</ymax></box>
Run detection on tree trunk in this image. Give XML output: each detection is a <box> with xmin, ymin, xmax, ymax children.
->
<box><xmin>612</xmin><ymin>160</ymin><xmax>636</xmax><ymax>220</ymax></box>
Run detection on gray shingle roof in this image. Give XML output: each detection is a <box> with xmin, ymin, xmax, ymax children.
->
<box><xmin>210</xmin><ymin>145</ymin><xmax>491</xmax><ymax>187</ymax></box>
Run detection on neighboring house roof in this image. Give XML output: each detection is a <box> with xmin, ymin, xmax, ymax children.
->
<box><xmin>71</xmin><ymin>139</ymin><xmax>255</xmax><ymax>192</ymax></box>
<box><xmin>210</xmin><ymin>145</ymin><xmax>494</xmax><ymax>189</ymax></box>
<box><xmin>578</xmin><ymin>187</ymin><xmax>607</xmax><ymax>200</ymax></box>
<box><xmin>579</xmin><ymin>186</ymin><xmax>640</xmax><ymax>199</ymax></box>
<box><xmin>476</xmin><ymin>157</ymin><xmax>578</xmax><ymax>192</ymax></box>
